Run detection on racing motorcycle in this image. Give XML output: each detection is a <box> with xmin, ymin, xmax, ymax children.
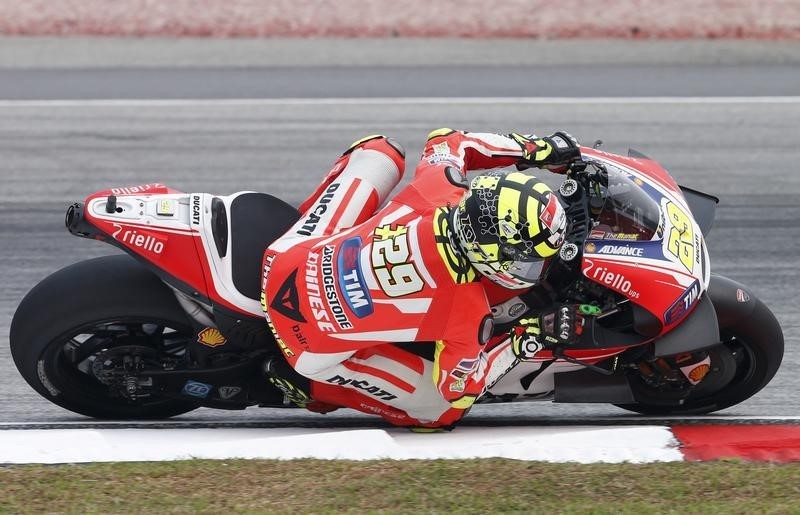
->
<box><xmin>10</xmin><ymin>146</ymin><xmax>784</xmax><ymax>420</ymax></box>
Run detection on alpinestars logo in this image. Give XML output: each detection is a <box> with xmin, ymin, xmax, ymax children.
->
<box><xmin>270</xmin><ymin>269</ymin><xmax>306</xmax><ymax>323</ymax></box>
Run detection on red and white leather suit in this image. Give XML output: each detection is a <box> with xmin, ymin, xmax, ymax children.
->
<box><xmin>262</xmin><ymin>130</ymin><xmax>537</xmax><ymax>427</ymax></box>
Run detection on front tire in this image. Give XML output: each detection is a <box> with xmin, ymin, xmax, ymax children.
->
<box><xmin>616</xmin><ymin>291</ymin><xmax>784</xmax><ymax>415</ymax></box>
<box><xmin>10</xmin><ymin>255</ymin><xmax>200</xmax><ymax>419</ymax></box>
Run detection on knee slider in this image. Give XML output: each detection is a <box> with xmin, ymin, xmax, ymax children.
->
<box><xmin>351</xmin><ymin>136</ymin><xmax>406</xmax><ymax>176</ymax></box>
<box><xmin>427</xmin><ymin>127</ymin><xmax>455</xmax><ymax>140</ymax></box>
<box><xmin>343</xmin><ymin>134</ymin><xmax>386</xmax><ymax>156</ymax></box>
<box><xmin>342</xmin><ymin>134</ymin><xmax>406</xmax><ymax>159</ymax></box>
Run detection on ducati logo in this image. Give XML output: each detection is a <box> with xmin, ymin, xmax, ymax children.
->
<box><xmin>271</xmin><ymin>269</ymin><xmax>306</xmax><ymax>323</ymax></box>
<box><xmin>197</xmin><ymin>327</ymin><xmax>226</xmax><ymax>347</ymax></box>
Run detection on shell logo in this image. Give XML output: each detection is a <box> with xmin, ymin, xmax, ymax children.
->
<box><xmin>688</xmin><ymin>363</ymin><xmax>711</xmax><ymax>384</ymax></box>
<box><xmin>197</xmin><ymin>327</ymin><xmax>226</xmax><ymax>347</ymax></box>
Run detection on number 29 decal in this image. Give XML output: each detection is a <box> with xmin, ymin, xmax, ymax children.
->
<box><xmin>371</xmin><ymin>224</ymin><xmax>425</xmax><ymax>297</ymax></box>
<box><xmin>665</xmin><ymin>201</ymin><xmax>695</xmax><ymax>273</ymax></box>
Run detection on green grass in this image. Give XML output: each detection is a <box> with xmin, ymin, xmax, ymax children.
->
<box><xmin>2</xmin><ymin>459</ymin><xmax>800</xmax><ymax>513</ymax></box>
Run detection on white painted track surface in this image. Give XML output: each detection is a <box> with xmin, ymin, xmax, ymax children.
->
<box><xmin>0</xmin><ymin>426</ymin><xmax>683</xmax><ymax>464</ymax></box>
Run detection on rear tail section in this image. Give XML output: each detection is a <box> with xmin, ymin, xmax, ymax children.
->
<box><xmin>65</xmin><ymin>183</ymin><xmax>300</xmax><ymax>325</ymax></box>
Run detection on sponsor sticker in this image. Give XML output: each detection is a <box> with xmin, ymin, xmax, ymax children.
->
<box><xmin>182</xmin><ymin>380</ymin><xmax>212</xmax><ymax>398</ymax></box>
<box><xmin>679</xmin><ymin>355</ymin><xmax>712</xmax><ymax>385</ymax></box>
<box><xmin>428</xmin><ymin>153</ymin><xmax>461</xmax><ymax>167</ymax></box>
<box><xmin>508</xmin><ymin>302</ymin><xmax>527</xmax><ymax>318</ymax></box>
<box><xmin>664</xmin><ymin>201</ymin><xmax>695</xmax><ymax>273</ymax></box>
<box><xmin>263</xmin><ymin>254</ymin><xmax>295</xmax><ymax>358</ymax></box>
<box><xmin>371</xmin><ymin>224</ymin><xmax>425</xmax><ymax>298</ymax></box>
<box><xmin>297</xmin><ymin>183</ymin><xmax>339</xmax><ymax>236</ymax></box>
<box><xmin>110</xmin><ymin>183</ymin><xmax>165</xmax><ymax>196</ymax></box>
<box><xmin>37</xmin><ymin>360</ymin><xmax>60</xmax><ymax>396</ymax></box>
<box><xmin>111</xmin><ymin>223</ymin><xmax>167</xmax><ymax>256</ymax></box>
<box><xmin>736</xmin><ymin>288</ymin><xmax>751</xmax><ymax>303</ymax></box>
<box><xmin>197</xmin><ymin>327</ymin><xmax>226</xmax><ymax>347</ymax></box>
<box><xmin>327</xmin><ymin>375</ymin><xmax>397</xmax><ymax>401</ymax></box>
<box><xmin>291</xmin><ymin>324</ymin><xmax>309</xmax><ymax>349</ymax></box>
<box><xmin>539</xmin><ymin>194</ymin><xmax>559</xmax><ymax>232</ymax></box>
<box><xmin>157</xmin><ymin>199</ymin><xmax>176</xmax><ymax>216</ymax></box>
<box><xmin>687</xmin><ymin>364</ymin><xmax>711</xmax><ymax>384</ymax></box>
<box><xmin>432</xmin><ymin>141</ymin><xmax>450</xmax><ymax>155</ymax></box>
<box><xmin>306</xmin><ymin>252</ymin><xmax>337</xmax><ymax>333</ymax></box>
<box><xmin>583</xmin><ymin>259</ymin><xmax>640</xmax><ymax>299</ymax></box>
<box><xmin>218</xmin><ymin>386</ymin><xmax>242</xmax><ymax>400</ymax></box>
<box><xmin>596</xmin><ymin>244</ymin><xmax>644</xmax><ymax>257</ymax></box>
<box><xmin>271</xmin><ymin>269</ymin><xmax>306</xmax><ymax>323</ymax></box>
<box><xmin>337</xmin><ymin>237</ymin><xmax>374</xmax><ymax>318</ymax></box>
<box><xmin>322</xmin><ymin>245</ymin><xmax>353</xmax><ymax>330</ymax></box>
<box><xmin>456</xmin><ymin>358</ymin><xmax>479</xmax><ymax>373</ymax></box>
<box><xmin>606</xmin><ymin>232</ymin><xmax>640</xmax><ymax>241</ymax></box>
<box><xmin>449</xmin><ymin>378</ymin><xmax>466</xmax><ymax>393</ymax></box>
<box><xmin>664</xmin><ymin>280</ymin><xmax>701</xmax><ymax>325</ymax></box>
<box><xmin>191</xmin><ymin>195</ymin><xmax>202</xmax><ymax>225</ymax></box>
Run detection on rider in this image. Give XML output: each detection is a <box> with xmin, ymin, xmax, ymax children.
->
<box><xmin>261</xmin><ymin>128</ymin><xmax>583</xmax><ymax>429</ymax></box>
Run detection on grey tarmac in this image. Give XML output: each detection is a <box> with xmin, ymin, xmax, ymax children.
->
<box><xmin>0</xmin><ymin>38</ymin><xmax>797</xmax><ymax>425</ymax></box>
<box><xmin>1</xmin><ymin>99</ymin><xmax>798</xmax><ymax>424</ymax></box>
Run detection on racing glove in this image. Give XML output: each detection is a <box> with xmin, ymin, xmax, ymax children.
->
<box><xmin>511</xmin><ymin>131</ymin><xmax>582</xmax><ymax>173</ymax></box>
<box><xmin>510</xmin><ymin>304</ymin><xmax>595</xmax><ymax>360</ymax></box>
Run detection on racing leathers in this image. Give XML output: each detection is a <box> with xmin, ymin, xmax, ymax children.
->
<box><xmin>262</xmin><ymin>129</ymin><xmax>566</xmax><ymax>428</ymax></box>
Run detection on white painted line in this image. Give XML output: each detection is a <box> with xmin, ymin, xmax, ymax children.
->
<box><xmin>0</xmin><ymin>97</ymin><xmax>799</xmax><ymax>108</ymax></box>
<box><xmin>3</xmin><ymin>415</ymin><xmax>799</xmax><ymax>428</ymax></box>
<box><xmin>0</xmin><ymin>426</ymin><xmax>684</xmax><ymax>464</ymax></box>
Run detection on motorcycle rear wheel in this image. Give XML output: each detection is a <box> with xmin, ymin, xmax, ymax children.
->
<box><xmin>615</xmin><ymin>294</ymin><xmax>783</xmax><ymax>415</ymax></box>
<box><xmin>10</xmin><ymin>254</ymin><xmax>200</xmax><ymax>419</ymax></box>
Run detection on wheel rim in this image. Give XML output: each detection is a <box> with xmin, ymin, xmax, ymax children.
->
<box><xmin>624</xmin><ymin>332</ymin><xmax>762</xmax><ymax>413</ymax></box>
<box><xmin>685</xmin><ymin>334</ymin><xmax>759</xmax><ymax>404</ymax></box>
<box><xmin>43</xmin><ymin>317</ymin><xmax>194</xmax><ymax>410</ymax></box>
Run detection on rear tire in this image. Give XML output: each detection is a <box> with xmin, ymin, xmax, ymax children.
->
<box><xmin>10</xmin><ymin>255</ymin><xmax>199</xmax><ymax>419</ymax></box>
<box><xmin>615</xmin><ymin>294</ymin><xmax>783</xmax><ymax>415</ymax></box>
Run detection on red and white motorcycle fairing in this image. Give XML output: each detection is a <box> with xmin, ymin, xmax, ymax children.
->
<box><xmin>78</xmin><ymin>148</ymin><xmax>712</xmax><ymax>408</ymax></box>
<box><xmin>484</xmin><ymin>149</ymin><xmax>712</xmax><ymax>399</ymax></box>
<box><xmin>82</xmin><ymin>184</ymin><xmax>268</xmax><ymax>318</ymax></box>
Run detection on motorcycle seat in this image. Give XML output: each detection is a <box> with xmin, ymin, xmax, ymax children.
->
<box><xmin>224</xmin><ymin>192</ymin><xmax>300</xmax><ymax>302</ymax></box>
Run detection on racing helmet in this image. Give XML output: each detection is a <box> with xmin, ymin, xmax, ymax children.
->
<box><xmin>452</xmin><ymin>171</ymin><xmax>567</xmax><ymax>289</ymax></box>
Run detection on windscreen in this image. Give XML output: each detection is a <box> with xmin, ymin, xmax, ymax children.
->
<box><xmin>589</xmin><ymin>168</ymin><xmax>662</xmax><ymax>241</ymax></box>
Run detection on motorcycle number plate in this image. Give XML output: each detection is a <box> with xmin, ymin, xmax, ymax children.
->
<box><xmin>157</xmin><ymin>199</ymin><xmax>176</xmax><ymax>216</ymax></box>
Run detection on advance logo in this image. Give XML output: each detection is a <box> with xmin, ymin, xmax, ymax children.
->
<box><xmin>337</xmin><ymin>237</ymin><xmax>374</xmax><ymax>318</ymax></box>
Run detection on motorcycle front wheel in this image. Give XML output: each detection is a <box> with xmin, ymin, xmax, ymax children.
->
<box><xmin>10</xmin><ymin>254</ymin><xmax>200</xmax><ymax>419</ymax></box>
<box><xmin>615</xmin><ymin>291</ymin><xmax>784</xmax><ymax>415</ymax></box>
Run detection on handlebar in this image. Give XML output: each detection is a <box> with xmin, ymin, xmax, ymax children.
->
<box><xmin>565</xmin><ymin>157</ymin><xmax>608</xmax><ymax>188</ymax></box>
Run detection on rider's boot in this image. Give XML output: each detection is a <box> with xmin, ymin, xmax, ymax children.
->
<box><xmin>262</xmin><ymin>358</ymin><xmax>339</xmax><ymax>414</ymax></box>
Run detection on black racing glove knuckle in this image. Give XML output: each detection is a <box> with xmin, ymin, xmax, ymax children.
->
<box><xmin>544</xmin><ymin>131</ymin><xmax>581</xmax><ymax>165</ymax></box>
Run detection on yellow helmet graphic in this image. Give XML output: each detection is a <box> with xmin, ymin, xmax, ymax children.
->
<box><xmin>452</xmin><ymin>171</ymin><xmax>567</xmax><ymax>289</ymax></box>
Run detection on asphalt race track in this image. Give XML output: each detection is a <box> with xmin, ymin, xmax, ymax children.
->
<box><xmin>0</xmin><ymin>40</ymin><xmax>798</xmax><ymax>426</ymax></box>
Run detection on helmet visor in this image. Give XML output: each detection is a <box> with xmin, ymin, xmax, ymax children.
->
<box><xmin>501</xmin><ymin>258</ymin><xmax>548</xmax><ymax>284</ymax></box>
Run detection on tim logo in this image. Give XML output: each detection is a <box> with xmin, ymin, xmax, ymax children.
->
<box><xmin>337</xmin><ymin>237</ymin><xmax>373</xmax><ymax>318</ymax></box>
